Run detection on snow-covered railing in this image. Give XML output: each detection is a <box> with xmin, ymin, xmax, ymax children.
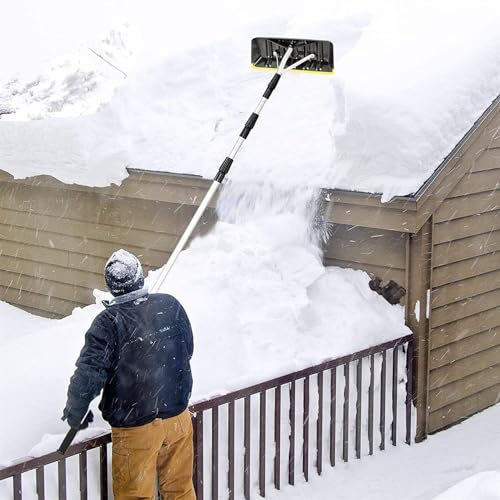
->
<box><xmin>0</xmin><ymin>334</ymin><xmax>414</xmax><ymax>499</ymax></box>
<box><xmin>190</xmin><ymin>333</ymin><xmax>414</xmax><ymax>499</ymax></box>
<box><xmin>0</xmin><ymin>434</ymin><xmax>111</xmax><ymax>499</ymax></box>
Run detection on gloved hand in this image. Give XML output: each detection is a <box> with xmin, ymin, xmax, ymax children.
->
<box><xmin>62</xmin><ymin>407</ymin><xmax>94</xmax><ymax>430</ymax></box>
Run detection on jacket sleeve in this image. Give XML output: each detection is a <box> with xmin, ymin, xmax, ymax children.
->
<box><xmin>175</xmin><ymin>301</ymin><xmax>193</xmax><ymax>359</ymax></box>
<box><xmin>64</xmin><ymin>312</ymin><xmax>116</xmax><ymax>424</ymax></box>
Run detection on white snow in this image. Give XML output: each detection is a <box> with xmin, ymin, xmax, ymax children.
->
<box><xmin>0</xmin><ymin>21</ymin><xmax>135</xmax><ymax>120</ymax></box>
<box><xmin>433</xmin><ymin>471</ymin><xmax>500</xmax><ymax>500</ymax></box>
<box><xmin>265</xmin><ymin>403</ymin><xmax>500</xmax><ymax>500</ymax></box>
<box><xmin>0</xmin><ymin>1</ymin><xmax>124</xmax><ymax>78</ymax></box>
<box><xmin>1</xmin><ymin>0</ymin><xmax>499</xmax><ymax>198</ymax></box>
<box><xmin>414</xmin><ymin>300</ymin><xmax>420</xmax><ymax>322</ymax></box>
<box><xmin>330</xmin><ymin>0</ymin><xmax>500</xmax><ymax>200</ymax></box>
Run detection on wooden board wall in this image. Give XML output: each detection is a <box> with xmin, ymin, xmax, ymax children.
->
<box><xmin>322</xmin><ymin>223</ymin><xmax>408</xmax><ymax>287</ymax></box>
<box><xmin>428</xmin><ymin>147</ymin><xmax>500</xmax><ymax>432</ymax></box>
<box><xmin>0</xmin><ymin>169</ymin><xmax>215</xmax><ymax>318</ymax></box>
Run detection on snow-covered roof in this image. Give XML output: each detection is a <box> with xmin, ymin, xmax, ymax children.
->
<box><xmin>0</xmin><ymin>1</ymin><xmax>499</xmax><ymax>201</ymax></box>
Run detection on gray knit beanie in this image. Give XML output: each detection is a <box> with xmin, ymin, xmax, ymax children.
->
<box><xmin>104</xmin><ymin>249</ymin><xmax>144</xmax><ymax>296</ymax></box>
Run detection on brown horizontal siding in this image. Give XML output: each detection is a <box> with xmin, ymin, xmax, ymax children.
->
<box><xmin>430</xmin><ymin>343</ymin><xmax>500</xmax><ymax>389</ymax></box>
<box><xmin>323</xmin><ymin>258</ymin><xmax>405</xmax><ymax>284</ymax></box>
<box><xmin>429</xmin><ymin>362</ymin><xmax>500</xmax><ymax>411</ymax></box>
<box><xmin>432</xmin><ymin>252</ymin><xmax>500</xmax><ymax>288</ymax></box>
<box><xmin>0</xmin><ymin>284</ymin><xmax>82</xmax><ymax>318</ymax></box>
<box><xmin>323</xmin><ymin>201</ymin><xmax>417</xmax><ymax>233</ymax></box>
<box><xmin>0</xmin><ymin>206</ymin><xmax>179</xmax><ymax>250</ymax></box>
<box><xmin>431</xmin><ymin>287</ymin><xmax>500</xmax><ymax>328</ymax></box>
<box><xmin>428</xmin><ymin>383</ymin><xmax>500</xmax><ymax>433</ymax></box>
<box><xmin>433</xmin><ymin>210</ymin><xmax>500</xmax><ymax>245</ymax></box>
<box><xmin>0</xmin><ymin>254</ymin><xmax>102</xmax><ymax>289</ymax></box>
<box><xmin>431</xmin><ymin>268</ymin><xmax>500</xmax><ymax>308</ymax></box>
<box><xmin>434</xmin><ymin>190</ymin><xmax>500</xmax><ymax>223</ymax></box>
<box><xmin>0</xmin><ymin>268</ymin><xmax>92</xmax><ymax>304</ymax></box>
<box><xmin>433</xmin><ymin>229</ymin><xmax>500</xmax><ymax>267</ymax></box>
<box><xmin>1</xmin><ymin>238</ymin><xmax>70</xmax><ymax>267</ymax></box>
<box><xmin>0</xmin><ymin>222</ymin><xmax>169</xmax><ymax>269</ymax></box>
<box><xmin>0</xmin><ymin>171</ymin><xmax>215</xmax><ymax>317</ymax></box>
<box><xmin>323</xmin><ymin>224</ymin><xmax>406</xmax><ymax>270</ymax></box>
<box><xmin>431</xmin><ymin>307</ymin><xmax>500</xmax><ymax>350</ymax></box>
<box><xmin>0</xmin><ymin>183</ymin><xmax>209</xmax><ymax>236</ymax></box>
<box><xmin>428</xmin><ymin>151</ymin><xmax>500</xmax><ymax>432</ymax></box>
<box><xmin>447</xmin><ymin>169</ymin><xmax>500</xmax><ymax>198</ymax></box>
<box><xmin>20</xmin><ymin>303</ymin><xmax>65</xmax><ymax>318</ymax></box>
<box><xmin>473</xmin><ymin>148</ymin><xmax>500</xmax><ymax>172</ymax></box>
<box><xmin>430</xmin><ymin>326</ymin><xmax>500</xmax><ymax>371</ymax></box>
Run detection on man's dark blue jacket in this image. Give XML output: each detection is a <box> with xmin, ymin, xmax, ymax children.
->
<box><xmin>65</xmin><ymin>291</ymin><xmax>193</xmax><ymax>428</ymax></box>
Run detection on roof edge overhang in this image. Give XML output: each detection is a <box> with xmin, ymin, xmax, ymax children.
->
<box><xmin>323</xmin><ymin>93</ymin><xmax>500</xmax><ymax>234</ymax></box>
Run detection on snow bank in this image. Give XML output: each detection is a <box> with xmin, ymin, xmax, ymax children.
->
<box><xmin>331</xmin><ymin>0</ymin><xmax>500</xmax><ymax>200</ymax></box>
<box><xmin>0</xmin><ymin>22</ymin><xmax>135</xmax><ymax>120</ymax></box>
<box><xmin>433</xmin><ymin>471</ymin><xmax>500</xmax><ymax>500</ymax></box>
<box><xmin>1</xmin><ymin>1</ymin><xmax>499</xmax><ymax>198</ymax></box>
<box><xmin>0</xmin><ymin>0</ymin><xmax>124</xmax><ymax>78</ymax></box>
<box><xmin>263</xmin><ymin>402</ymin><xmax>500</xmax><ymax>500</ymax></box>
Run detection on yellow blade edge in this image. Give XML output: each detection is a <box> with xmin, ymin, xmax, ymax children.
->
<box><xmin>251</xmin><ymin>64</ymin><xmax>335</xmax><ymax>75</ymax></box>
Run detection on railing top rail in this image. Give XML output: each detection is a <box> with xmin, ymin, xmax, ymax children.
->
<box><xmin>0</xmin><ymin>333</ymin><xmax>412</xmax><ymax>481</ymax></box>
<box><xmin>191</xmin><ymin>334</ymin><xmax>412</xmax><ymax>412</ymax></box>
<box><xmin>0</xmin><ymin>434</ymin><xmax>111</xmax><ymax>481</ymax></box>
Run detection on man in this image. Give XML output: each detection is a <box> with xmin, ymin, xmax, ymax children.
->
<box><xmin>63</xmin><ymin>249</ymin><xmax>195</xmax><ymax>500</ymax></box>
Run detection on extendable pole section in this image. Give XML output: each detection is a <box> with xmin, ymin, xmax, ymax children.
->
<box><xmin>151</xmin><ymin>46</ymin><xmax>315</xmax><ymax>293</ymax></box>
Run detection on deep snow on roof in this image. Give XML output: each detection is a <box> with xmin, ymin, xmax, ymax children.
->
<box><xmin>0</xmin><ymin>0</ymin><xmax>499</xmax><ymax>200</ymax></box>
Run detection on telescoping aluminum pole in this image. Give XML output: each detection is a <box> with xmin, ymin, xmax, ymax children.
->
<box><xmin>58</xmin><ymin>39</ymin><xmax>333</xmax><ymax>455</ymax></box>
<box><xmin>151</xmin><ymin>40</ymin><xmax>333</xmax><ymax>293</ymax></box>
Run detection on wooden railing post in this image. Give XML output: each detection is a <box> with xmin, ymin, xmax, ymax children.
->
<box><xmin>192</xmin><ymin>411</ymin><xmax>204</xmax><ymax>500</ymax></box>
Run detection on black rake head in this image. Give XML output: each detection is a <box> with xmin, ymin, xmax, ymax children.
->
<box><xmin>251</xmin><ymin>37</ymin><xmax>334</xmax><ymax>73</ymax></box>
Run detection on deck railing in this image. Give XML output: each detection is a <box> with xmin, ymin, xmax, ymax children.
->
<box><xmin>0</xmin><ymin>334</ymin><xmax>414</xmax><ymax>499</ymax></box>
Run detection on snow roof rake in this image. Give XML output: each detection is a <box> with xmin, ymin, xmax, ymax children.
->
<box><xmin>251</xmin><ymin>37</ymin><xmax>334</xmax><ymax>73</ymax></box>
<box><xmin>150</xmin><ymin>38</ymin><xmax>334</xmax><ymax>293</ymax></box>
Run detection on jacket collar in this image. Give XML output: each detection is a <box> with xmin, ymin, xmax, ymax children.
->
<box><xmin>102</xmin><ymin>287</ymin><xmax>149</xmax><ymax>308</ymax></box>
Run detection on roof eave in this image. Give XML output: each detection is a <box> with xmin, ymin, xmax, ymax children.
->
<box><xmin>324</xmin><ymin>93</ymin><xmax>500</xmax><ymax>234</ymax></box>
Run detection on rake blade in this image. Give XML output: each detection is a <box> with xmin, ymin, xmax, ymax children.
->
<box><xmin>251</xmin><ymin>37</ymin><xmax>334</xmax><ymax>73</ymax></box>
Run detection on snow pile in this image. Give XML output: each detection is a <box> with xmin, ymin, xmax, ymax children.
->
<box><xmin>1</xmin><ymin>1</ymin><xmax>499</xmax><ymax>198</ymax></box>
<box><xmin>0</xmin><ymin>22</ymin><xmax>135</xmax><ymax>120</ymax></box>
<box><xmin>0</xmin><ymin>301</ymin><xmax>51</xmax><ymax>346</ymax></box>
<box><xmin>0</xmin><ymin>1</ymin><xmax>128</xmax><ymax>79</ymax></box>
<box><xmin>263</xmin><ymin>402</ymin><xmax>500</xmax><ymax>499</ymax></box>
<box><xmin>433</xmin><ymin>471</ymin><xmax>500</xmax><ymax>500</ymax></box>
<box><xmin>331</xmin><ymin>0</ymin><xmax>500</xmax><ymax>200</ymax></box>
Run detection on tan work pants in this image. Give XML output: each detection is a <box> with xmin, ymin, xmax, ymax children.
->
<box><xmin>111</xmin><ymin>409</ymin><xmax>195</xmax><ymax>500</ymax></box>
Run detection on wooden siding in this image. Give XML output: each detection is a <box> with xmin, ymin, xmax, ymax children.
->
<box><xmin>322</xmin><ymin>224</ymin><xmax>407</xmax><ymax>285</ymax></box>
<box><xmin>322</xmin><ymin>194</ymin><xmax>418</xmax><ymax>233</ymax></box>
<box><xmin>428</xmin><ymin>149</ymin><xmax>500</xmax><ymax>433</ymax></box>
<box><xmin>0</xmin><ymin>169</ymin><xmax>215</xmax><ymax>318</ymax></box>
